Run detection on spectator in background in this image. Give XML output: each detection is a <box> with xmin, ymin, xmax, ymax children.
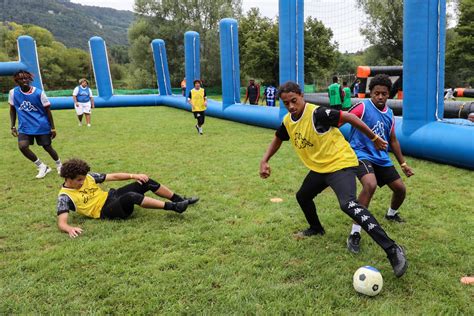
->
<box><xmin>244</xmin><ymin>79</ymin><xmax>260</xmax><ymax>105</ymax></box>
<box><xmin>328</xmin><ymin>76</ymin><xmax>344</xmax><ymax>110</ymax></box>
<box><xmin>181</xmin><ymin>77</ymin><xmax>186</xmax><ymax>96</ymax></box>
<box><xmin>353</xmin><ymin>79</ymin><xmax>360</xmax><ymax>97</ymax></box>
<box><xmin>444</xmin><ymin>87</ymin><xmax>456</xmax><ymax>101</ymax></box>
<box><xmin>264</xmin><ymin>83</ymin><xmax>278</xmax><ymax>107</ymax></box>
<box><xmin>342</xmin><ymin>81</ymin><xmax>352</xmax><ymax>111</ymax></box>
<box><xmin>72</xmin><ymin>78</ymin><xmax>95</xmax><ymax>127</ymax></box>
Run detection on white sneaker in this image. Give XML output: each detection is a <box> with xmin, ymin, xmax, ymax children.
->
<box><xmin>56</xmin><ymin>164</ymin><xmax>62</xmax><ymax>174</ymax></box>
<box><xmin>36</xmin><ymin>164</ymin><xmax>52</xmax><ymax>179</ymax></box>
<box><xmin>87</xmin><ymin>124</ymin><xmax>91</xmax><ymax>127</ymax></box>
<box><xmin>78</xmin><ymin>122</ymin><xmax>82</xmax><ymax>126</ymax></box>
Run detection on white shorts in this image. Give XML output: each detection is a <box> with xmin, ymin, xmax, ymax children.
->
<box><xmin>75</xmin><ymin>102</ymin><xmax>92</xmax><ymax>115</ymax></box>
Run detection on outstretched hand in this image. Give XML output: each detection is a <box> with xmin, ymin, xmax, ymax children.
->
<box><xmin>68</xmin><ymin>226</ymin><xmax>83</xmax><ymax>238</ymax></box>
<box><xmin>260</xmin><ymin>161</ymin><xmax>271</xmax><ymax>179</ymax></box>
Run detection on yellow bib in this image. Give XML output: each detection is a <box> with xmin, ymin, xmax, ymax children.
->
<box><xmin>58</xmin><ymin>174</ymin><xmax>109</xmax><ymax>219</ymax></box>
<box><xmin>283</xmin><ymin>103</ymin><xmax>358</xmax><ymax>173</ymax></box>
<box><xmin>190</xmin><ymin>88</ymin><xmax>206</xmax><ymax>112</ymax></box>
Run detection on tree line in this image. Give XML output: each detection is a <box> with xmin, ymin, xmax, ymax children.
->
<box><xmin>1</xmin><ymin>0</ymin><xmax>471</xmax><ymax>94</ymax></box>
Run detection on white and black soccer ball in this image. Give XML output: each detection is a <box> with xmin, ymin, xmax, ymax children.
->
<box><xmin>353</xmin><ymin>266</ymin><xmax>383</xmax><ymax>296</ymax></box>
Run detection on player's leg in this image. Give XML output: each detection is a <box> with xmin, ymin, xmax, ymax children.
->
<box><xmin>347</xmin><ymin>160</ymin><xmax>377</xmax><ymax>253</ymax></box>
<box><xmin>294</xmin><ymin>170</ymin><xmax>327</xmax><ymax>237</ymax></box>
<box><xmin>75</xmin><ymin>103</ymin><xmax>84</xmax><ymax>126</ymax></box>
<box><xmin>385</xmin><ymin>177</ymin><xmax>406</xmax><ymax>222</ymax></box>
<box><xmin>83</xmin><ymin>102</ymin><xmax>92</xmax><ymax>127</ymax></box>
<box><xmin>327</xmin><ymin>167</ymin><xmax>408</xmax><ymax>277</ymax></box>
<box><xmin>37</xmin><ymin>134</ymin><xmax>62</xmax><ymax>174</ymax></box>
<box><xmin>18</xmin><ymin>134</ymin><xmax>51</xmax><ymax>178</ymax></box>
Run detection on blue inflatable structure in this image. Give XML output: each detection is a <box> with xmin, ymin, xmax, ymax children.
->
<box><xmin>1</xmin><ymin>0</ymin><xmax>472</xmax><ymax>169</ymax></box>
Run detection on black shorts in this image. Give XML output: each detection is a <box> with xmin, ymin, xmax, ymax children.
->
<box><xmin>357</xmin><ymin>159</ymin><xmax>401</xmax><ymax>187</ymax></box>
<box><xmin>18</xmin><ymin>133</ymin><xmax>52</xmax><ymax>146</ymax></box>
<box><xmin>193</xmin><ymin>111</ymin><xmax>205</xmax><ymax>119</ymax></box>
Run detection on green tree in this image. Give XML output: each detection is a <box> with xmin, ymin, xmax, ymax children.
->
<box><xmin>356</xmin><ymin>0</ymin><xmax>403</xmax><ymax>65</ymax></box>
<box><xmin>304</xmin><ymin>17</ymin><xmax>338</xmax><ymax>84</ymax></box>
<box><xmin>445</xmin><ymin>0</ymin><xmax>474</xmax><ymax>87</ymax></box>
<box><xmin>238</xmin><ymin>8</ymin><xmax>278</xmax><ymax>85</ymax></box>
<box><xmin>129</xmin><ymin>0</ymin><xmax>242</xmax><ymax>89</ymax></box>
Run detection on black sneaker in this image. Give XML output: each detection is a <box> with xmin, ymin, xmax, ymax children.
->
<box><xmin>385</xmin><ymin>213</ymin><xmax>405</xmax><ymax>222</ymax></box>
<box><xmin>387</xmin><ymin>244</ymin><xmax>408</xmax><ymax>278</ymax></box>
<box><xmin>174</xmin><ymin>200</ymin><xmax>189</xmax><ymax>213</ymax></box>
<box><xmin>184</xmin><ymin>196</ymin><xmax>199</xmax><ymax>205</ymax></box>
<box><xmin>347</xmin><ymin>232</ymin><xmax>361</xmax><ymax>254</ymax></box>
<box><xmin>294</xmin><ymin>227</ymin><xmax>325</xmax><ymax>238</ymax></box>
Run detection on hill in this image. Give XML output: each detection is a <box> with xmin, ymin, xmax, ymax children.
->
<box><xmin>0</xmin><ymin>0</ymin><xmax>134</xmax><ymax>49</ymax></box>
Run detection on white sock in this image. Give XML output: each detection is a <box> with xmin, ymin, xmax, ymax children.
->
<box><xmin>351</xmin><ymin>224</ymin><xmax>362</xmax><ymax>235</ymax></box>
<box><xmin>34</xmin><ymin>159</ymin><xmax>43</xmax><ymax>167</ymax></box>
<box><xmin>55</xmin><ymin>159</ymin><xmax>62</xmax><ymax>166</ymax></box>
<box><xmin>387</xmin><ymin>207</ymin><xmax>398</xmax><ymax>216</ymax></box>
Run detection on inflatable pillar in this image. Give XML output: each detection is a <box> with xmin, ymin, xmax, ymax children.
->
<box><xmin>219</xmin><ymin>18</ymin><xmax>241</xmax><ymax>107</ymax></box>
<box><xmin>0</xmin><ymin>36</ymin><xmax>43</xmax><ymax>90</ymax></box>
<box><xmin>279</xmin><ymin>0</ymin><xmax>304</xmax><ymax>117</ymax></box>
<box><xmin>151</xmin><ymin>39</ymin><xmax>172</xmax><ymax>96</ymax></box>
<box><xmin>403</xmin><ymin>0</ymin><xmax>446</xmax><ymax>127</ymax></box>
<box><xmin>89</xmin><ymin>37</ymin><xmax>113</xmax><ymax>99</ymax></box>
<box><xmin>184</xmin><ymin>31</ymin><xmax>201</xmax><ymax>97</ymax></box>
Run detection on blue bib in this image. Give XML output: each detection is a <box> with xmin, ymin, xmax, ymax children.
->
<box><xmin>12</xmin><ymin>87</ymin><xmax>51</xmax><ymax>135</ymax></box>
<box><xmin>349</xmin><ymin>99</ymin><xmax>394</xmax><ymax>166</ymax></box>
<box><xmin>76</xmin><ymin>86</ymin><xmax>91</xmax><ymax>103</ymax></box>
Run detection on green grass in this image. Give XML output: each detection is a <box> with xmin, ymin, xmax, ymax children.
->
<box><xmin>0</xmin><ymin>103</ymin><xmax>472</xmax><ymax>314</ymax></box>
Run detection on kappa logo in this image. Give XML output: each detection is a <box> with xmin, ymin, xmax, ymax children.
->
<box><xmin>367</xmin><ymin>223</ymin><xmax>377</xmax><ymax>231</ymax></box>
<box><xmin>325</xmin><ymin>109</ymin><xmax>331</xmax><ymax>116</ymax></box>
<box><xmin>361</xmin><ymin>215</ymin><xmax>370</xmax><ymax>222</ymax></box>
<box><xmin>79</xmin><ymin>187</ymin><xmax>99</xmax><ymax>204</ymax></box>
<box><xmin>353</xmin><ymin>207</ymin><xmax>363</xmax><ymax>215</ymax></box>
<box><xmin>294</xmin><ymin>132</ymin><xmax>313</xmax><ymax>149</ymax></box>
<box><xmin>18</xmin><ymin>101</ymin><xmax>38</xmax><ymax>112</ymax></box>
<box><xmin>371</xmin><ymin>121</ymin><xmax>385</xmax><ymax>140</ymax></box>
<box><xmin>348</xmin><ymin>201</ymin><xmax>357</xmax><ymax>208</ymax></box>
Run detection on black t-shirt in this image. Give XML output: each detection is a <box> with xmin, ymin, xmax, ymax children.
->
<box><xmin>247</xmin><ymin>85</ymin><xmax>259</xmax><ymax>100</ymax></box>
<box><xmin>276</xmin><ymin>105</ymin><xmax>341</xmax><ymax>140</ymax></box>
<box><xmin>56</xmin><ymin>173</ymin><xmax>106</xmax><ymax>215</ymax></box>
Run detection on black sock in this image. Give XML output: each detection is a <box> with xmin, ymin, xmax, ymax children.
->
<box><xmin>171</xmin><ymin>193</ymin><xmax>184</xmax><ymax>202</ymax></box>
<box><xmin>164</xmin><ymin>202</ymin><xmax>174</xmax><ymax>210</ymax></box>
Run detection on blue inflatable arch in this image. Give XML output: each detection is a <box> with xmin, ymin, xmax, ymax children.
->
<box><xmin>0</xmin><ymin>0</ymin><xmax>472</xmax><ymax>169</ymax></box>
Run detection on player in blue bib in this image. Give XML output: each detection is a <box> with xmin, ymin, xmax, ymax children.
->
<box><xmin>346</xmin><ymin>74</ymin><xmax>414</xmax><ymax>254</ymax></box>
<box><xmin>264</xmin><ymin>84</ymin><xmax>277</xmax><ymax>107</ymax></box>
<box><xmin>9</xmin><ymin>70</ymin><xmax>62</xmax><ymax>179</ymax></box>
<box><xmin>72</xmin><ymin>78</ymin><xmax>95</xmax><ymax>127</ymax></box>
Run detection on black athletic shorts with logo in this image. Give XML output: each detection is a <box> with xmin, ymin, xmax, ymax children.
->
<box><xmin>357</xmin><ymin>159</ymin><xmax>401</xmax><ymax>187</ymax></box>
<box><xmin>18</xmin><ymin>133</ymin><xmax>52</xmax><ymax>146</ymax></box>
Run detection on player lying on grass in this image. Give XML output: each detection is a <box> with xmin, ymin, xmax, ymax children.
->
<box><xmin>57</xmin><ymin>158</ymin><xmax>199</xmax><ymax>238</ymax></box>
<box><xmin>259</xmin><ymin>81</ymin><xmax>408</xmax><ymax>277</ymax></box>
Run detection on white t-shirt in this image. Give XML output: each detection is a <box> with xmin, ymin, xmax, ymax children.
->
<box><xmin>8</xmin><ymin>87</ymin><xmax>50</xmax><ymax>107</ymax></box>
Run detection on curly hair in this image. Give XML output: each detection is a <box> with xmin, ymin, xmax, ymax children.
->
<box><xmin>60</xmin><ymin>159</ymin><xmax>90</xmax><ymax>179</ymax></box>
<box><xmin>277</xmin><ymin>81</ymin><xmax>302</xmax><ymax>98</ymax></box>
<box><xmin>13</xmin><ymin>70</ymin><xmax>34</xmax><ymax>83</ymax></box>
<box><xmin>369</xmin><ymin>74</ymin><xmax>392</xmax><ymax>91</ymax></box>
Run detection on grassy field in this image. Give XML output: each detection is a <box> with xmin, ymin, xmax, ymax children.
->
<box><xmin>0</xmin><ymin>103</ymin><xmax>472</xmax><ymax>314</ymax></box>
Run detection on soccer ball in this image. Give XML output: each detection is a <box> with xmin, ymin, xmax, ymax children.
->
<box><xmin>353</xmin><ymin>266</ymin><xmax>383</xmax><ymax>296</ymax></box>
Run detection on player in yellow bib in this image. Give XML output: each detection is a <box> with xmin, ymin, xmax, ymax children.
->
<box><xmin>188</xmin><ymin>79</ymin><xmax>207</xmax><ymax>135</ymax></box>
<box><xmin>56</xmin><ymin>159</ymin><xmax>199</xmax><ymax>238</ymax></box>
<box><xmin>259</xmin><ymin>81</ymin><xmax>408</xmax><ymax>277</ymax></box>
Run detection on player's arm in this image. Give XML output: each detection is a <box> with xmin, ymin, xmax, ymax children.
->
<box><xmin>339</xmin><ymin>86</ymin><xmax>345</xmax><ymax>101</ymax></box>
<box><xmin>203</xmin><ymin>90</ymin><xmax>207</xmax><ymax>106</ymax></box>
<box><xmin>260</xmin><ymin>136</ymin><xmax>283</xmax><ymax>179</ymax></box>
<box><xmin>244</xmin><ymin>88</ymin><xmax>249</xmax><ymax>104</ymax></box>
<box><xmin>389</xmin><ymin>131</ymin><xmax>414</xmax><ymax>177</ymax></box>
<box><xmin>72</xmin><ymin>88</ymin><xmax>79</xmax><ymax>106</ymax></box>
<box><xmin>340</xmin><ymin>111</ymin><xmax>387</xmax><ymax>150</ymax></box>
<box><xmin>90</xmin><ymin>89</ymin><xmax>95</xmax><ymax>108</ymax></box>
<box><xmin>57</xmin><ymin>212</ymin><xmax>83</xmax><ymax>238</ymax></box>
<box><xmin>44</xmin><ymin>107</ymin><xmax>57</xmax><ymax>139</ymax></box>
<box><xmin>9</xmin><ymin>105</ymin><xmax>18</xmax><ymax>137</ymax></box>
<box><xmin>105</xmin><ymin>173</ymin><xmax>149</xmax><ymax>184</ymax></box>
